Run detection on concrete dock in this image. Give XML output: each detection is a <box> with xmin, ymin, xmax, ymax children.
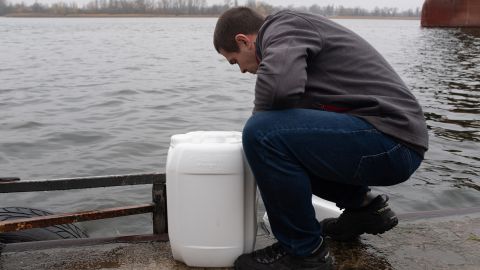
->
<box><xmin>1</xmin><ymin>213</ymin><xmax>479</xmax><ymax>270</ymax></box>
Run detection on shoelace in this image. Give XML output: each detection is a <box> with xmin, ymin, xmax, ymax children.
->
<box><xmin>253</xmin><ymin>243</ymin><xmax>287</xmax><ymax>264</ymax></box>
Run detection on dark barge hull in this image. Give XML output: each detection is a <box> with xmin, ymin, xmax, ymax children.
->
<box><xmin>421</xmin><ymin>0</ymin><xmax>480</xmax><ymax>27</ymax></box>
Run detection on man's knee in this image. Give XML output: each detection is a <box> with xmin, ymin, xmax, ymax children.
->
<box><xmin>242</xmin><ymin>114</ymin><xmax>262</xmax><ymax>151</ymax></box>
<box><xmin>242</xmin><ymin>112</ymin><xmax>277</xmax><ymax>154</ymax></box>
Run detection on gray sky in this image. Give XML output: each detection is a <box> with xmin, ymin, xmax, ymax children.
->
<box><xmin>9</xmin><ymin>0</ymin><xmax>425</xmax><ymax>10</ymax></box>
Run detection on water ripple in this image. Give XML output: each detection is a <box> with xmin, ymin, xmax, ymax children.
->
<box><xmin>45</xmin><ymin>131</ymin><xmax>112</xmax><ymax>145</ymax></box>
<box><xmin>12</xmin><ymin>121</ymin><xmax>46</xmax><ymax>130</ymax></box>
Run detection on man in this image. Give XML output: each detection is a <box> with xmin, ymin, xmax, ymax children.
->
<box><xmin>214</xmin><ymin>7</ymin><xmax>428</xmax><ymax>270</ymax></box>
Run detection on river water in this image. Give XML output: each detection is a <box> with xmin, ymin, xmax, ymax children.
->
<box><xmin>0</xmin><ymin>17</ymin><xmax>479</xmax><ymax>237</ymax></box>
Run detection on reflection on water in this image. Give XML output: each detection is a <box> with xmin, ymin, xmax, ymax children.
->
<box><xmin>0</xmin><ymin>18</ymin><xmax>479</xmax><ymax>237</ymax></box>
<box><xmin>411</xmin><ymin>26</ymin><xmax>480</xmax><ymax>194</ymax></box>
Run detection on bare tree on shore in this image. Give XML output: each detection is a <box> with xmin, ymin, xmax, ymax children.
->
<box><xmin>0</xmin><ymin>0</ymin><xmax>8</xmax><ymax>15</ymax></box>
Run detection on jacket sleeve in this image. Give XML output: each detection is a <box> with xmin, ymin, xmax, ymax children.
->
<box><xmin>254</xmin><ymin>13</ymin><xmax>324</xmax><ymax>112</ymax></box>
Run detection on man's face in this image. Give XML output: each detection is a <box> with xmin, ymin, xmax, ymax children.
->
<box><xmin>219</xmin><ymin>34</ymin><xmax>258</xmax><ymax>74</ymax></box>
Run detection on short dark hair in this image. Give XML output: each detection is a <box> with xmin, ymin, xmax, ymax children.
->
<box><xmin>214</xmin><ymin>7</ymin><xmax>265</xmax><ymax>53</ymax></box>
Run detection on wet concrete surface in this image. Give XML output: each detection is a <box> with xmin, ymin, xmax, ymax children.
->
<box><xmin>1</xmin><ymin>214</ymin><xmax>479</xmax><ymax>270</ymax></box>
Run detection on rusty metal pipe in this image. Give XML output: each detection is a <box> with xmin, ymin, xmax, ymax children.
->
<box><xmin>0</xmin><ymin>173</ymin><xmax>165</xmax><ymax>193</ymax></box>
<box><xmin>0</xmin><ymin>204</ymin><xmax>154</xmax><ymax>233</ymax></box>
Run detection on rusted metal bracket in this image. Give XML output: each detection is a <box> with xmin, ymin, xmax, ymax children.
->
<box><xmin>0</xmin><ymin>177</ymin><xmax>20</xmax><ymax>183</ymax></box>
<box><xmin>0</xmin><ymin>172</ymin><xmax>169</xmax><ymax>247</ymax></box>
<box><xmin>152</xmin><ymin>182</ymin><xmax>168</xmax><ymax>234</ymax></box>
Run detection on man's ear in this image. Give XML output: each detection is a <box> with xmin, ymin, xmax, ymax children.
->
<box><xmin>234</xmin><ymin>34</ymin><xmax>251</xmax><ymax>48</ymax></box>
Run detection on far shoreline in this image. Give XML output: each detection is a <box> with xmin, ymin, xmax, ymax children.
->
<box><xmin>2</xmin><ymin>13</ymin><xmax>219</xmax><ymax>18</ymax></box>
<box><xmin>2</xmin><ymin>13</ymin><xmax>420</xmax><ymax>20</ymax></box>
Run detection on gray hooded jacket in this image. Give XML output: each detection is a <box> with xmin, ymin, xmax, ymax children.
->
<box><xmin>254</xmin><ymin>10</ymin><xmax>428</xmax><ymax>156</ymax></box>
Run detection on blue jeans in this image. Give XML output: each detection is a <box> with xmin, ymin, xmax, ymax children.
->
<box><xmin>242</xmin><ymin>109</ymin><xmax>422</xmax><ymax>256</ymax></box>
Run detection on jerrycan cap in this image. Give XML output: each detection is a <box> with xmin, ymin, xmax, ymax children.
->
<box><xmin>170</xmin><ymin>131</ymin><xmax>242</xmax><ymax>148</ymax></box>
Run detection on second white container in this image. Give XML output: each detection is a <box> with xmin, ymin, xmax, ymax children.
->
<box><xmin>262</xmin><ymin>195</ymin><xmax>342</xmax><ymax>235</ymax></box>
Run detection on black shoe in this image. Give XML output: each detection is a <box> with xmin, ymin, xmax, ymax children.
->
<box><xmin>234</xmin><ymin>240</ymin><xmax>333</xmax><ymax>270</ymax></box>
<box><xmin>320</xmin><ymin>195</ymin><xmax>398</xmax><ymax>241</ymax></box>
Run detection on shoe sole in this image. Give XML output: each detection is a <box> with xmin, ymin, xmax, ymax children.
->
<box><xmin>365</xmin><ymin>215</ymin><xmax>398</xmax><ymax>235</ymax></box>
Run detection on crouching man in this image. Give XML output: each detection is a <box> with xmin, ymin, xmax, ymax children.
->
<box><xmin>214</xmin><ymin>7</ymin><xmax>428</xmax><ymax>270</ymax></box>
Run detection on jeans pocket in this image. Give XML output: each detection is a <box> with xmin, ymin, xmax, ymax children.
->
<box><xmin>354</xmin><ymin>144</ymin><xmax>422</xmax><ymax>186</ymax></box>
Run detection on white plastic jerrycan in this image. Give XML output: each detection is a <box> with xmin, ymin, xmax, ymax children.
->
<box><xmin>166</xmin><ymin>131</ymin><xmax>257</xmax><ymax>267</ymax></box>
<box><xmin>262</xmin><ymin>195</ymin><xmax>342</xmax><ymax>234</ymax></box>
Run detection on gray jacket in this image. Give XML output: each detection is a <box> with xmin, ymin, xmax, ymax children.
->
<box><xmin>254</xmin><ymin>10</ymin><xmax>428</xmax><ymax>155</ymax></box>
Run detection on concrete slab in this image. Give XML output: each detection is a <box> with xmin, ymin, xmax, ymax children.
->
<box><xmin>1</xmin><ymin>214</ymin><xmax>479</xmax><ymax>270</ymax></box>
